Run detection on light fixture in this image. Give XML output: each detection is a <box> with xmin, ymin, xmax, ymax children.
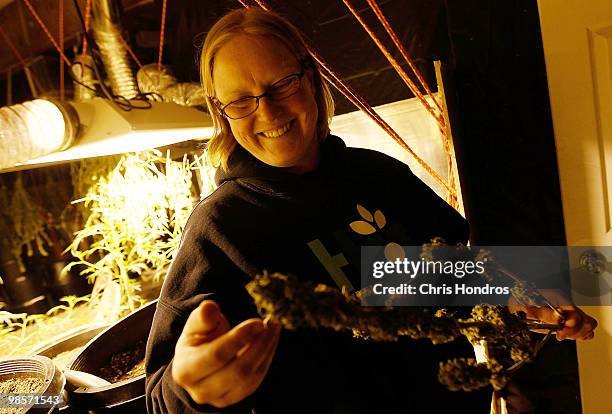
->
<box><xmin>0</xmin><ymin>98</ymin><xmax>214</xmax><ymax>173</ymax></box>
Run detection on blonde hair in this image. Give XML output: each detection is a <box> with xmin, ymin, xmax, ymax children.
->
<box><xmin>200</xmin><ymin>7</ymin><xmax>335</xmax><ymax>171</ymax></box>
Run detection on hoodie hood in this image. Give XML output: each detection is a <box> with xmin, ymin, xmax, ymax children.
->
<box><xmin>214</xmin><ymin>134</ymin><xmax>347</xmax><ymax>187</ymax></box>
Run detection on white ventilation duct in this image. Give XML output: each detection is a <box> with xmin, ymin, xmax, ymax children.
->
<box><xmin>91</xmin><ymin>0</ymin><xmax>139</xmax><ymax>99</ymax></box>
<box><xmin>72</xmin><ymin>54</ymin><xmax>97</xmax><ymax>101</ymax></box>
<box><xmin>137</xmin><ymin>64</ymin><xmax>207</xmax><ymax>107</ymax></box>
<box><xmin>0</xmin><ymin>99</ymin><xmax>78</xmax><ymax>169</ymax></box>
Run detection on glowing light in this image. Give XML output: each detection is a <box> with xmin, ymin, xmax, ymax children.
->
<box><xmin>0</xmin><ymin>99</ymin><xmax>74</xmax><ymax>169</ymax></box>
<box><xmin>1</xmin><ymin>98</ymin><xmax>214</xmax><ymax>173</ymax></box>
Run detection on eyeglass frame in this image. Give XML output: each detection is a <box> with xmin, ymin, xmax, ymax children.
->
<box><xmin>210</xmin><ymin>68</ymin><xmax>308</xmax><ymax>120</ymax></box>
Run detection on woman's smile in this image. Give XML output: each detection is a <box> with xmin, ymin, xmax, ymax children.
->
<box><xmin>212</xmin><ymin>34</ymin><xmax>320</xmax><ymax>174</ymax></box>
<box><xmin>258</xmin><ymin>120</ymin><xmax>294</xmax><ymax>138</ymax></box>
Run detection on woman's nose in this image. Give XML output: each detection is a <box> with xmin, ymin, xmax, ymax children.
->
<box><xmin>257</xmin><ymin>96</ymin><xmax>283</xmax><ymax>121</ymax></box>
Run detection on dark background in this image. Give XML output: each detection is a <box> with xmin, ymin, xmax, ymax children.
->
<box><xmin>0</xmin><ymin>0</ymin><xmax>567</xmax><ymax>246</ymax></box>
<box><xmin>0</xmin><ymin>1</ymin><xmax>579</xmax><ymax>411</ymax></box>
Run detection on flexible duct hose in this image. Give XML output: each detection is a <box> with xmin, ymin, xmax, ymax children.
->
<box><xmin>91</xmin><ymin>0</ymin><xmax>138</xmax><ymax>99</ymax></box>
<box><xmin>136</xmin><ymin>64</ymin><xmax>206</xmax><ymax>107</ymax></box>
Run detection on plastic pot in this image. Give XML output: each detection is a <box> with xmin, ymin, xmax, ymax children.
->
<box><xmin>0</xmin><ymin>355</ymin><xmax>65</xmax><ymax>413</ymax></box>
<box><xmin>66</xmin><ymin>300</ymin><xmax>157</xmax><ymax>412</ymax></box>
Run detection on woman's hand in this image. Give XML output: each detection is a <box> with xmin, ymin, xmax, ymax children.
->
<box><xmin>508</xmin><ymin>291</ymin><xmax>597</xmax><ymax>340</ymax></box>
<box><xmin>172</xmin><ymin>300</ymin><xmax>281</xmax><ymax>408</ymax></box>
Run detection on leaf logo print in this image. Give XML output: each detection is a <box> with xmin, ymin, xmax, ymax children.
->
<box><xmin>349</xmin><ymin>204</ymin><xmax>387</xmax><ymax>235</ymax></box>
<box><xmin>350</xmin><ymin>220</ymin><xmax>376</xmax><ymax>235</ymax></box>
<box><xmin>374</xmin><ymin>210</ymin><xmax>386</xmax><ymax>229</ymax></box>
<box><xmin>357</xmin><ymin>204</ymin><xmax>373</xmax><ymax>222</ymax></box>
<box><xmin>384</xmin><ymin>242</ymin><xmax>406</xmax><ymax>261</ymax></box>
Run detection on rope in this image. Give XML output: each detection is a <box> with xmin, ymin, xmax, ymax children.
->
<box><xmin>59</xmin><ymin>0</ymin><xmax>64</xmax><ymax>100</ymax></box>
<box><xmin>317</xmin><ymin>52</ymin><xmax>453</xmax><ymax>195</ymax></box>
<box><xmin>341</xmin><ymin>0</ymin><xmax>445</xmax><ymax>130</ymax></box>
<box><xmin>80</xmin><ymin>0</ymin><xmax>92</xmax><ymax>64</ymax></box>
<box><xmin>0</xmin><ymin>26</ymin><xmax>45</xmax><ymax>96</ymax></box>
<box><xmin>21</xmin><ymin>0</ymin><xmax>71</xmax><ymax>66</ymax></box>
<box><xmin>247</xmin><ymin>0</ymin><xmax>455</xmax><ymax>196</ymax></box>
<box><xmin>117</xmin><ymin>31</ymin><xmax>144</xmax><ymax>69</ymax></box>
<box><xmin>156</xmin><ymin>0</ymin><xmax>168</xmax><ymax>86</ymax></box>
<box><xmin>365</xmin><ymin>0</ymin><xmax>443</xmax><ymax>115</ymax></box>
<box><xmin>0</xmin><ymin>26</ymin><xmax>28</xmax><ymax>67</ymax></box>
<box><xmin>114</xmin><ymin>23</ymin><xmax>158</xmax><ymax>88</ymax></box>
<box><xmin>365</xmin><ymin>0</ymin><xmax>457</xmax><ymax>207</ymax></box>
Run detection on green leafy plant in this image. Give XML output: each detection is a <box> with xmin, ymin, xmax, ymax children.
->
<box><xmin>0</xmin><ymin>174</ymin><xmax>52</xmax><ymax>272</ymax></box>
<box><xmin>66</xmin><ymin>151</ymin><xmax>196</xmax><ymax>312</ymax></box>
<box><xmin>0</xmin><ymin>295</ymin><xmax>92</xmax><ymax>357</ymax></box>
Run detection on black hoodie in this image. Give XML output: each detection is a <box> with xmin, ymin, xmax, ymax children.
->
<box><xmin>145</xmin><ymin>135</ymin><xmax>489</xmax><ymax>413</ymax></box>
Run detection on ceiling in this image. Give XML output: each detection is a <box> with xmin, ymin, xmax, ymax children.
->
<box><xmin>0</xmin><ymin>0</ymin><xmax>448</xmax><ymax>114</ymax></box>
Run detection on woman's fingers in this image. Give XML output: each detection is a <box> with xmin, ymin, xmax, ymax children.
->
<box><xmin>181</xmin><ymin>301</ymin><xmax>231</xmax><ymax>345</ymax></box>
<box><xmin>174</xmin><ymin>300</ymin><xmax>267</xmax><ymax>387</ymax></box>
<box><xmin>186</xmin><ymin>318</ymin><xmax>266</xmax><ymax>380</ymax></box>
<box><xmin>244</xmin><ymin>322</ymin><xmax>281</xmax><ymax>371</ymax></box>
<box><xmin>556</xmin><ymin>308</ymin><xmax>597</xmax><ymax>340</ymax></box>
<box><xmin>188</xmin><ymin>323</ymin><xmax>281</xmax><ymax>408</ymax></box>
<box><xmin>582</xmin><ymin>331</ymin><xmax>595</xmax><ymax>340</ymax></box>
<box><xmin>509</xmin><ymin>302</ymin><xmax>598</xmax><ymax>341</ymax></box>
<box><xmin>526</xmin><ymin>306</ymin><xmax>565</xmax><ymax>325</ymax></box>
<box><xmin>173</xmin><ymin>301</ymin><xmax>282</xmax><ymax>407</ymax></box>
<box><xmin>254</xmin><ymin>323</ymin><xmax>281</xmax><ymax>374</ymax></box>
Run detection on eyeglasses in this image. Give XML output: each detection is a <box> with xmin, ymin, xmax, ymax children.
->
<box><xmin>214</xmin><ymin>71</ymin><xmax>305</xmax><ymax>119</ymax></box>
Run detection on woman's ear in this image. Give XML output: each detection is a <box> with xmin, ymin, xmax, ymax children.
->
<box><xmin>304</xmin><ymin>66</ymin><xmax>314</xmax><ymax>82</ymax></box>
<box><xmin>304</xmin><ymin>68</ymin><xmax>316</xmax><ymax>96</ymax></box>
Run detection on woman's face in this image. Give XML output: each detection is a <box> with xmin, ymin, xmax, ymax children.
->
<box><xmin>213</xmin><ymin>35</ymin><xmax>320</xmax><ymax>174</ymax></box>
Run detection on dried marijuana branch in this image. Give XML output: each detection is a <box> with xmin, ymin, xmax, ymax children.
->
<box><xmin>245</xmin><ymin>272</ymin><xmax>557</xmax><ymax>392</ymax></box>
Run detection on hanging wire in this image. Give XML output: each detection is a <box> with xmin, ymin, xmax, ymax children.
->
<box><xmin>341</xmin><ymin>0</ymin><xmax>445</xmax><ymax>131</ymax></box>
<box><xmin>70</xmin><ymin>0</ymin><xmax>152</xmax><ymax>111</ymax></box>
<box><xmin>116</xmin><ymin>30</ymin><xmax>161</xmax><ymax>88</ymax></box>
<box><xmin>22</xmin><ymin>0</ymin><xmax>71</xmax><ymax>66</ymax></box>
<box><xmin>365</xmin><ymin>0</ymin><xmax>443</xmax><ymax>114</ymax></box>
<box><xmin>157</xmin><ymin>0</ymin><xmax>168</xmax><ymax>86</ymax></box>
<box><xmin>246</xmin><ymin>0</ymin><xmax>455</xmax><ymax>196</ymax></box>
<box><xmin>0</xmin><ymin>26</ymin><xmax>45</xmax><ymax>96</ymax></box>
<box><xmin>80</xmin><ymin>0</ymin><xmax>93</xmax><ymax>64</ymax></box>
<box><xmin>0</xmin><ymin>26</ymin><xmax>28</xmax><ymax>68</ymax></box>
<box><xmin>363</xmin><ymin>0</ymin><xmax>459</xmax><ymax>208</ymax></box>
<box><xmin>117</xmin><ymin>31</ymin><xmax>144</xmax><ymax>69</ymax></box>
<box><xmin>20</xmin><ymin>0</ymin><xmax>152</xmax><ymax>111</ymax></box>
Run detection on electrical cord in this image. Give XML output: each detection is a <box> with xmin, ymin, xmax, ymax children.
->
<box><xmin>68</xmin><ymin>62</ymin><xmax>162</xmax><ymax>106</ymax></box>
<box><xmin>70</xmin><ymin>0</ymin><xmax>152</xmax><ymax>111</ymax></box>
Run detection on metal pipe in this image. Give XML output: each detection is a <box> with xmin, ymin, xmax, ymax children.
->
<box><xmin>137</xmin><ymin>64</ymin><xmax>206</xmax><ymax>107</ymax></box>
<box><xmin>72</xmin><ymin>54</ymin><xmax>96</xmax><ymax>101</ymax></box>
<box><xmin>91</xmin><ymin>0</ymin><xmax>139</xmax><ymax>99</ymax></box>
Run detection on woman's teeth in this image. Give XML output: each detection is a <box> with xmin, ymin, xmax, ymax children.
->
<box><xmin>261</xmin><ymin>122</ymin><xmax>292</xmax><ymax>138</ymax></box>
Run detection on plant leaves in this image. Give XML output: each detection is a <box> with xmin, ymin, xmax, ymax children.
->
<box><xmin>374</xmin><ymin>210</ymin><xmax>386</xmax><ymax>229</ymax></box>
<box><xmin>356</xmin><ymin>204</ymin><xmax>373</xmax><ymax>222</ymax></box>
<box><xmin>350</xmin><ymin>220</ymin><xmax>376</xmax><ymax>235</ymax></box>
<box><xmin>384</xmin><ymin>242</ymin><xmax>405</xmax><ymax>261</ymax></box>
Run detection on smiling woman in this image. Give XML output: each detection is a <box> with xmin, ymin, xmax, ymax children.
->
<box><xmin>199</xmin><ymin>8</ymin><xmax>335</xmax><ymax>173</ymax></box>
<box><xmin>210</xmin><ymin>34</ymin><xmax>320</xmax><ymax>174</ymax></box>
<box><xmin>143</xmin><ymin>7</ymin><xmax>559</xmax><ymax>414</ymax></box>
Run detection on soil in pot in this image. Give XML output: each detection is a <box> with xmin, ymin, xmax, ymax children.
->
<box><xmin>0</xmin><ymin>376</ymin><xmax>45</xmax><ymax>394</ymax></box>
<box><xmin>98</xmin><ymin>340</ymin><xmax>146</xmax><ymax>383</ymax></box>
<box><xmin>0</xmin><ymin>376</ymin><xmax>47</xmax><ymax>414</ymax></box>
